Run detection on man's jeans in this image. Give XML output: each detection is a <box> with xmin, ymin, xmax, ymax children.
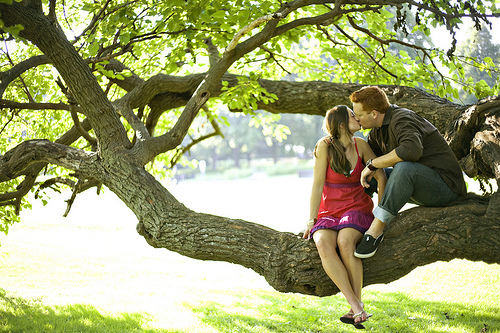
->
<box><xmin>369</xmin><ymin>162</ymin><xmax>458</xmax><ymax>225</ymax></box>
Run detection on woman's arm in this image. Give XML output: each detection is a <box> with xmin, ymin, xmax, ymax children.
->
<box><xmin>303</xmin><ymin>139</ymin><xmax>328</xmax><ymax>239</ymax></box>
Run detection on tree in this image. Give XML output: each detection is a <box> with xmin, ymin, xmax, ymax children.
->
<box><xmin>455</xmin><ymin>23</ymin><xmax>500</xmax><ymax>104</ymax></box>
<box><xmin>1</xmin><ymin>0</ymin><xmax>500</xmax><ymax>297</ymax></box>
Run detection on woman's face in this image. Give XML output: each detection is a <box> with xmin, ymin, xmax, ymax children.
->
<box><xmin>347</xmin><ymin>107</ymin><xmax>361</xmax><ymax>134</ymax></box>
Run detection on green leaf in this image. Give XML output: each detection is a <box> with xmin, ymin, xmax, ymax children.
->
<box><xmin>3</xmin><ymin>24</ymin><xmax>24</xmax><ymax>36</ymax></box>
<box><xmin>212</xmin><ymin>10</ymin><xmax>226</xmax><ymax>19</ymax></box>
<box><xmin>89</xmin><ymin>41</ymin><xmax>99</xmax><ymax>56</ymax></box>
<box><xmin>119</xmin><ymin>33</ymin><xmax>131</xmax><ymax>45</ymax></box>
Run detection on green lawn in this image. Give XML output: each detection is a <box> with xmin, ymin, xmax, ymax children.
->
<box><xmin>1</xmin><ymin>176</ymin><xmax>499</xmax><ymax>332</ymax></box>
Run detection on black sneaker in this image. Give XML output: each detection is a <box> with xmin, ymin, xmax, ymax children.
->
<box><xmin>354</xmin><ymin>233</ymin><xmax>384</xmax><ymax>258</ymax></box>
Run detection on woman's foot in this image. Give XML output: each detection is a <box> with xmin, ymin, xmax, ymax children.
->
<box><xmin>353</xmin><ymin>310</ymin><xmax>371</xmax><ymax>324</ymax></box>
<box><xmin>339</xmin><ymin>309</ymin><xmax>355</xmax><ymax>324</ymax></box>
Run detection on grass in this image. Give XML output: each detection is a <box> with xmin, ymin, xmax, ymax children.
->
<box><xmin>0</xmin><ymin>292</ymin><xmax>159</xmax><ymax>333</ymax></box>
<box><xmin>187</xmin><ymin>288</ymin><xmax>500</xmax><ymax>332</ymax></box>
<box><xmin>1</xmin><ymin>176</ymin><xmax>499</xmax><ymax>332</ymax></box>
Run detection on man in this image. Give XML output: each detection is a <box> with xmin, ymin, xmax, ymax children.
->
<box><xmin>350</xmin><ymin>86</ymin><xmax>467</xmax><ymax>258</ymax></box>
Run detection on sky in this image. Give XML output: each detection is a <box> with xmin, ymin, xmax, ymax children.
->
<box><xmin>431</xmin><ymin>17</ymin><xmax>500</xmax><ymax>49</ymax></box>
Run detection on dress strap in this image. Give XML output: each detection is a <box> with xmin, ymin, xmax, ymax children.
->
<box><xmin>354</xmin><ymin>138</ymin><xmax>360</xmax><ymax>158</ymax></box>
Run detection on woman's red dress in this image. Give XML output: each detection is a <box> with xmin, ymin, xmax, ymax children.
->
<box><xmin>310</xmin><ymin>140</ymin><xmax>374</xmax><ymax>236</ymax></box>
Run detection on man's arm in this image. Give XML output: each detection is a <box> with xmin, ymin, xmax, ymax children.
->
<box><xmin>360</xmin><ymin>149</ymin><xmax>402</xmax><ymax>188</ymax></box>
<box><xmin>370</xmin><ymin>149</ymin><xmax>403</xmax><ymax>169</ymax></box>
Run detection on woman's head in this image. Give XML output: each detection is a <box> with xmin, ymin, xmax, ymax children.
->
<box><xmin>323</xmin><ymin>105</ymin><xmax>359</xmax><ymax>138</ymax></box>
<box><xmin>317</xmin><ymin>105</ymin><xmax>359</xmax><ymax>176</ymax></box>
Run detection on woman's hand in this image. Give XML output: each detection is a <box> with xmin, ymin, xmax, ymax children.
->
<box><xmin>302</xmin><ymin>226</ymin><xmax>312</xmax><ymax>239</ymax></box>
<box><xmin>302</xmin><ymin>219</ymin><xmax>316</xmax><ymax>239</ymax></box>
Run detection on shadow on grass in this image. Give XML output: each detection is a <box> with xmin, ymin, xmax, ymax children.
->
<box><xmin>188</xmin><ymin>290</ymin><xmax>500</xmax><ymax>333</ymax></box>
<box><xmin>0</xmin><ymin>289</ymin><xmax>179</xmax><ymax>333</ymax></box>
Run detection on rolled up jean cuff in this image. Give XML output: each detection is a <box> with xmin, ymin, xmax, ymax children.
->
<box><xmin>373</xmin><ymin>206</ymin><xmax>396</xmax><ymax>225</ymax></box>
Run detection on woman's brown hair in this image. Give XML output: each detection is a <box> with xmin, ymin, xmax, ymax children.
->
<box><xmin>314</xmin><ymin>105</ymin><xmax>352</xmax><ymax>176</ymax></box>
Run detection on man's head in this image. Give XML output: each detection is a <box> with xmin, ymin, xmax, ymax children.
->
<box><xmin>349</xmin><ymin>86</ymin><xmax>390</xmax><ymax>129</ymax></box>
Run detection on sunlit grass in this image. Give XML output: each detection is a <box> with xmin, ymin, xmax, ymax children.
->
<box><xmin>1</xmin><ymin>176</ymin><xmax>499</xmax><ymax>332</ymax></box>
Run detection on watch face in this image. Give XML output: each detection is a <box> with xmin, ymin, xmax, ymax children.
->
<box><xmin>367</xmin><ymin>159</ymin><xmax>376</xmax><ymax>170</ymax></box>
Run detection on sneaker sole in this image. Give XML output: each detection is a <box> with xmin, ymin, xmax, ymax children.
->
<box><xmin>354</xmin><ymin>248</ymin><xmax>378</xmax><ymax>259</ymax></box>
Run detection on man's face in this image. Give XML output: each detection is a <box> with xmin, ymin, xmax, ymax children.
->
<box><xmin>347</xmin><ymin>107</ymin><xmax>361</xmax><ymax>134</ymax></box>
<box><xmin>352</xmin><ymin>102</ymin><xmax>374</xmax><ymax>130</ymax></box>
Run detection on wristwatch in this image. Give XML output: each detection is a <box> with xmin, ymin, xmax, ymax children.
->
<box><xmin>366</xmin><ymin>159</ymin><xmax>378</xmax><ymax>171</ymax></box>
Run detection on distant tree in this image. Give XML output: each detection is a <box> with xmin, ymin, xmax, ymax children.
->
<box><xmin>456</xmin><ymin>23</ymin><xmax>500</xmax><ymax>104</ymax></box>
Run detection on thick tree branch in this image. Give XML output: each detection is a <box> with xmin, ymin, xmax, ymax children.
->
<box><xmin>0</xmin><ymin>140</ymin><xmax>104</xmax><ymax>181</ymax></box>
<box><xmin>135</xmin><ymin>191</ymin><xmax>498</xmax><ymax>296</ymax></box>
<box><xmin>101</xmin><ymin>68</ymin><xmax>468</xmax><ymax>141</ymax></box>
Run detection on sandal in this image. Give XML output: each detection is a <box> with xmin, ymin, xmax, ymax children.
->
<box><xmin>353</xmin><ymin>310</ymin><xmax>371</xmax><ymax>325</ymax></box>
<box><xmin>339</xmin><ymin>309</ymin><xmax>355</xmax><ymax>325</ymax></box>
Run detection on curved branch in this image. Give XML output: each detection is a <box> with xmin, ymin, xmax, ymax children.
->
<box><xmin>135</xmin><ymin>190</ymin><xmax>498</xmax><ymax>296</ymax></box>
<box><xmin>0</xmin><ymin>140</ymin><xmax>103</xmax><ymax>181</ymax></box>
<box><xmin>36</xmin><ymin>177</ymin><xmax>76</xmax><ymax>193</ymax></box>
<box><xmin>0</xmin><ymin>107</ymin><xmax>19</xmax><ymax>136</ymax></box>
<box><xmin>71</xmin><ymin>0</ymin><xmax>113</xmax><ymax>44</ymax></box>
<box><xmin>0</xmin><ymin>174</ymin><xmax>36</xmax><ymax>213</ymax></box>
<box><xmin>0</xmin><ymin>55</ymin><xmax>50</xmax><ymax>99</ymax></box>
<box><xmin>144</xmin><ymin>85</ymin><xmax>211</xmax><ymax>162</ymax></box>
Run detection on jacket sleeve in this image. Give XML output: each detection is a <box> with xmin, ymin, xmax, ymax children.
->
<box><xmin>392</xmin><ymin>112</ymin><xmax>424</xmax><ymax>162</ymax></box>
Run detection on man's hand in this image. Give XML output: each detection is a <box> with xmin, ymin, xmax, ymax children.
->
<box><xmin>361</xmin><ymin>166</ymin><xmax>376</xmax><ymax>188</ymax></box>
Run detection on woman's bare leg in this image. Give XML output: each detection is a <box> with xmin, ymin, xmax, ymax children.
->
<box><xmin>337</xmin><ymin>228</ymin><xmax>364</xmax><ymax>301</ymax></box>
<box><xmin>313</xmin><ymin>229</ymin><xmax>363</xmax><ymax>314</ymax></box>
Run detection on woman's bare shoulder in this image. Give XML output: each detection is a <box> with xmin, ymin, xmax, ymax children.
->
<box><xmin>314</xmin><ymin>137</ymin><xmax>330</xmax><ymax>157</ymax></box>
<box><xmin>354</xmin><ymin>136</ymin><xmax>369</xmax><ymax>147</ymax></box>
<box><xmin>354</xmin><ymin>137</ymin><xmax>372</xmax><ymax>155</ymax></box>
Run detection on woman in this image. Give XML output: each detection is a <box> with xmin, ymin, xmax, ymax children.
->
<box><xmin>303</xmin><ymin>105</ymin><xmax>386</xmax><ymax>328</ymax></box>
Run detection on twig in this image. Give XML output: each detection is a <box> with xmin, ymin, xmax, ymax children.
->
<box><xmin>63</xmin><ymin>177</ymin><xmax>83</xmax><ymax>217</ymax></box>
<box><xmin>226</xmin><ymin>13</ymin><xmax>283</xmax><ymax>53</ymax></box>
<box><xmin>333</xmin><ymin>24</ymin><xmax>398</xmax><ymax>79</ymax></box>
